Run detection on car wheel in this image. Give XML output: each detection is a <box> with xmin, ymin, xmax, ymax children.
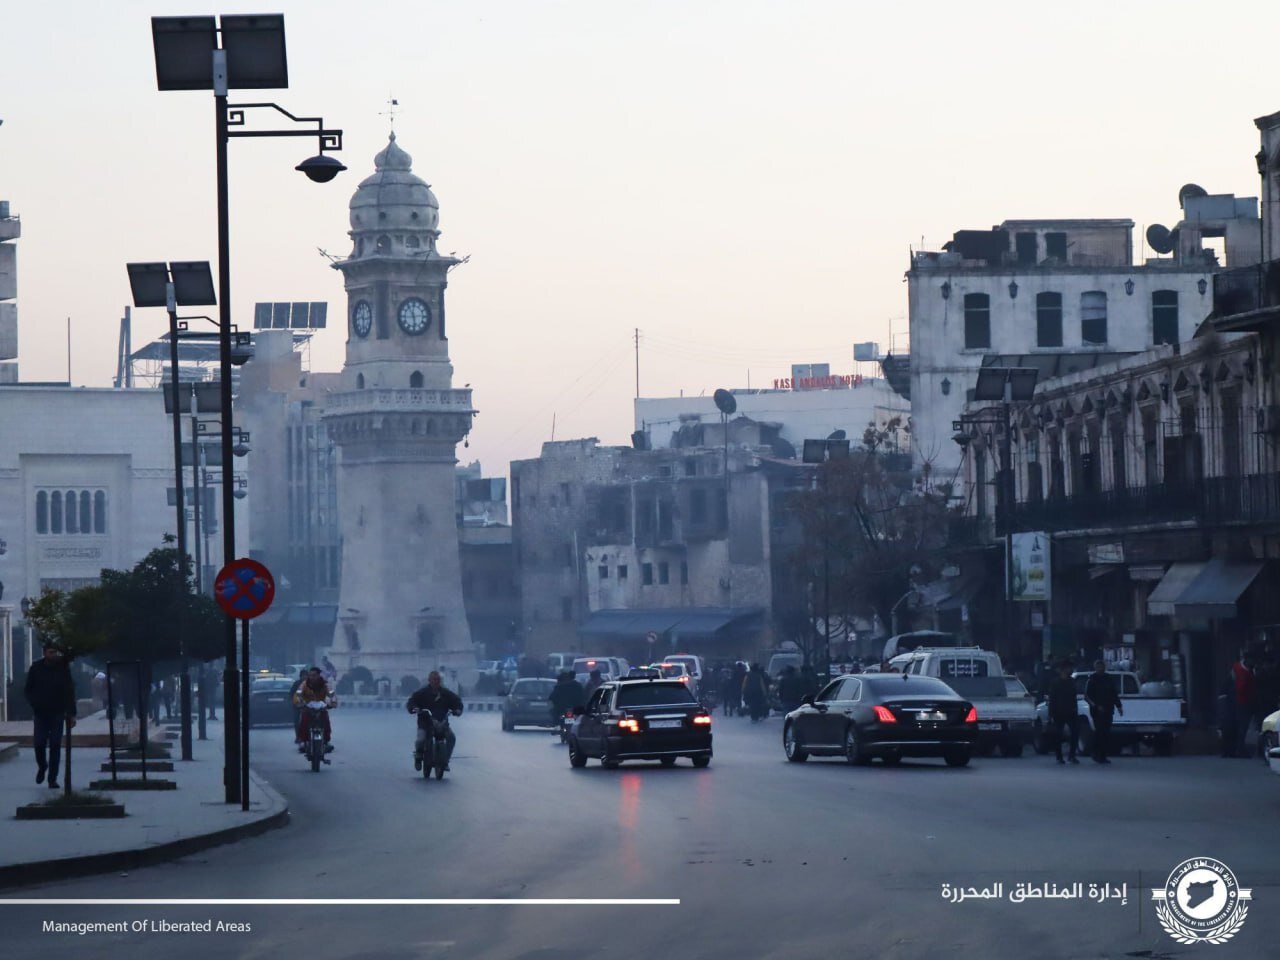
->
<box><xmin>844</xmin><ymin>725</ymin><xmax>868</xmax><ymax>765</ymax></box>
<box><xmin>999</xmin><ymin>740</ymin><xmax>1024</xmax><ymax>758</ymax></box>
<box><xmin>784</xmin><ymin>723</ymin><xmax>809</xmax><ymax>763</ymax></box>
<box><xmin>568</xmin><ymin>738</ymin><xmax>587</xmax><ymax>768</ymax></box>
<box><xmin>1032</xmin><ymin>723</ymin><xmax>1050</xmax><ymax>755</ymax></box>
<box><xmin>691</xmin><ymin>755</ymin><xmax>711</xmax><ymax>768</ymax></box>
<box><xmin>501</xmin><ymin>716</ymin><xmax>513</xmax><ymax>732</ymax></box>
<box><xmin>602</xmin><ymin>758</ymin><xmax>621</xmax><ymax>770</ymax></box>
<box><xmin>1260</xmin><ymin>731</ymin><xmax>1277</xmax><ymax>761</ymax></box>
<box><xmin>659</xmin><ymin>757</ymin><xmax>677</xmax><ymax>767</ymax></box>
<box><xmin>944</xmin><ymin>748</ymin><xmax>971</xmax><ymax>767</ymax></box>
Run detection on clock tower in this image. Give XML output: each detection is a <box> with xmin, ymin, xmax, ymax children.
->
<box><xmin>323</xmin><ymin>133</ymin><xmax>478</xmax><ymax>685</ymax></box>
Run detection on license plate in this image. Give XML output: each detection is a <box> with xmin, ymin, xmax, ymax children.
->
<box><xmin>649</xmin><ymin>719</ymin><xmax>682</xmax><ymax>729</ymax></box>
<box><xmin>978</xmin><ymin>722</ymin><xmax>1002</xmax><ymax>731</ymax></box>
<box><xmin>267</xmin><ymin>697</ymin><xmax>285</xmax><ymax>703</ymax></box>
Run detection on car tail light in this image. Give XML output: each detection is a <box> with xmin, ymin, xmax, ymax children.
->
<box><xmin>693</xmin><ymin>714</ymin><xmax>712</xmax><ymax>726</ymax></box>
<box><xmin>964</xmin><ymin>706</ymin><xmax>978</xmax><ymax>724</ymax></box>
<box><xmin>873</xmin><ymin>705</ymin><xmax>897</xmax><ymax>724</ymax></box>
<box><xmin>618</xmin><ymin>718</ymin><xmax>641</xmax><ymax>733</ymax></box>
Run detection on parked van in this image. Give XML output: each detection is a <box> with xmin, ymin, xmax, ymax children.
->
<box><xmin>546</xmin><ymin>652</ymin><xmax>583</xmax><ymax>675</ymax></box>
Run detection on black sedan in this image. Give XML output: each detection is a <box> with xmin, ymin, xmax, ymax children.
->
<box><xmin>783</xmin><ymin>674</ymin><xmax>977</xmax><ymax>767</ymax></box>
<box><xmin>248</xmin><ymin>678</ymin><xmax>297</xmax><ymax>728</ymax></box>
<box><xmin>567</xmin><ymin>678</ymin><xmax>713</xmax><ymax>769</ymax></box>
<box><xmin>502</xmin><ymin>678</ymin><xmax>558</xmax><ymax>730</ymax></box>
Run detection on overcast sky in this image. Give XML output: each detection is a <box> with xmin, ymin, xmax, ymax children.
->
<box><xmin>3</xmin><ymin>0</ymin><xmax>1278</xmax><ymax>475</ymax></box>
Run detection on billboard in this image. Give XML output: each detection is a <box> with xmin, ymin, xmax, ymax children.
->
<box><xmin>1009</xmin><ymin>531</ymin><xmax>1050</xmax><ymax>602</ymax></box>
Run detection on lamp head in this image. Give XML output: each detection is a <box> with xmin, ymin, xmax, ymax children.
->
<box><xmin>296</xmin><ymin>154</ymin><xmax>346</xmax><ymax>184</ymax></box>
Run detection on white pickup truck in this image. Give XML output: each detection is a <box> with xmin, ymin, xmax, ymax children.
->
<box><xmin>888</xmin><ymin>648</ymin><xmax>1036</xmax><ymax>757</ymax></box>
<box><xmin>1032</xmin><ymin>671</ymin><xmax>1186</xmax><ymax>756</ymax></box>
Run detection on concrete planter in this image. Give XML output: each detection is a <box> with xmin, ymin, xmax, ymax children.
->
<box><xmin>17</xmin><ymin>801</ymin><xmax>126</xmax><ymax>820</ymax></box>
<box><xmin>88</xmin><ymin>778</ymin><xmax>176</xmax><ymax>791</ymax></box>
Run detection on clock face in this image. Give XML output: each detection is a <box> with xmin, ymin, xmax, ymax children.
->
<box><xmin>398</xmin><ymin>297</ymin><xmax>431</xmax><ymax>336</ymax></box>
<box><xmin>352</xmin><ymin>300</ymin><xmax>373</xmax><ymax>338</ymax></box>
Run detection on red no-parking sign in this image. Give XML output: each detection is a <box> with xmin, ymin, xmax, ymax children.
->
<box><xmin>214</xmin><ymin>558</ymin><xmax>276</xmax><ymax>620</ymax></box>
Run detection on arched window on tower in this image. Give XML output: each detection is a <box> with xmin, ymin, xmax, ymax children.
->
<box><xmin>376</xmin><ymin>235</ymin><xmax>391</xmax><ymax>254</ymax></box>
<box><xmin>405</xmin><ymin>235</ymin><xmax>420</xmax><ymax>249</ymax></box>
<box><xmin>410</xmin><ymin>371</ymin><xmax>423</xmax><ymax>388</ymax></box>
<box><xmin>36</xmin><ymin>491</ymin><xmax>48</xmax><ymax>534</ymax></box>
<box><xmin>356</xmin><ymin>373</ymin><xmax>365</xmax><ymax>390</ymax></box>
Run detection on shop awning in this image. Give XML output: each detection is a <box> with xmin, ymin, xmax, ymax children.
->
<box><xmin>1146</xmin><ymin>562</ymin><xmax>1207</xmax><ymax>617</ymax></box>
<box><xmin>1173</xmin><ymin>558</ymin><xmax>1264</xmax><ymax>620</ymax></box>
<box><xmin>671</xmin><ymin>608</ymin><xmax>764</xmax><ymax>637</ymax></box>
<box><xmin>578</xmin><ymin>607</ymin><xmax>762</xmax><ymax>641</ymax></box>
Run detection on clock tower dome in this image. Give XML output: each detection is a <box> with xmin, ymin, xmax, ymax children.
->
<box><xmin>323</xmin><ymin>133</ymin><xmax>478</xmax><ymax>684</ymax></box>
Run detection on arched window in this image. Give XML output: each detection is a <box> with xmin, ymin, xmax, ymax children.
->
<box><xmin>417</xmin><ymin>624</ymin><xmax>436</xmax><ymax>650</ymax></box>
<box><xmin>94</xmin><ymin>490</ymin><xmax>106</xmax><ymax>533</ymax></box>
<box><xmin>376</xmin><ymin>235</ymin><xmax>391</xmax><ymax>254</ymax></box>
<box><xmin>36</xmin><ymin>491</ymin><xmax>48</xmax><ymax>534</ymax></box>
<box><xmin>80</xmin><ymin>491</ymin><xmax>92</xmax><ymax>533</ymax></box>
<box><xmin>65</xmin><ymin>490</ymin><xmax>78</xmax><ymax>533</ymax></box>
<box><xmin>405</xmin><ymin>235</ymin><xmax>420</xmax><ymax>249</ymax></box>
<box><xmin>51</xmin><ymin>491</ymin><xmax>63</xmax><ymax>534</ymax></box>
<box><xmin>410</xmin><ymin>371</ymin><xmax>423</xmax><ymax>388</ymax></box>
<box><xmin>356</xmin><ymin>373</ymin><xmax>365</xmax><ymax>389</ymax></box>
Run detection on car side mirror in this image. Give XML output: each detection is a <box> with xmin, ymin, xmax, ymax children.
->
<box><xmin>801</xmin><ymin>694</ymin><xmax>815</xmax><ymax>707</ymax></box>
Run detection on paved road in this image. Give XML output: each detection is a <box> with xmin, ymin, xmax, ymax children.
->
<box><xmin>3</xmin><ymin>709</ymin><xmax>1278</xmax><ymax>959</ymax></box>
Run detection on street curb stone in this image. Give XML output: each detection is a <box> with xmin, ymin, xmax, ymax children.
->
<box><xmin>0</xmin><ymin>769</ymin><xmax>288</xmax><ymax>891</ymax></box>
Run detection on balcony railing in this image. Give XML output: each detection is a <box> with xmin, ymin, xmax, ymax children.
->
<box><xmin>949</xmin><ymin>473</ymin><xmax>1280</xmax><ymax>539</ymax></box>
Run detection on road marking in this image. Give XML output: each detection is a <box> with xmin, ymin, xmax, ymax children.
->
<box><xmin>1</xmin><ymin>898</ymin><xmax>679</xmax><ymax>906</ymax></box>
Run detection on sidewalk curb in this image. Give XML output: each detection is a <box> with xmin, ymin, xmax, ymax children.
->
<box><xmin>0</xmin><ymin>769</ymin><xmax>288</xmax><ymax>891</ymax></box>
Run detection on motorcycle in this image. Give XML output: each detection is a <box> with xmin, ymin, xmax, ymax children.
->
<box><xmin>412</xmin><ymin>708</ymin><xmax>459</xmax><ymax>780</ymax></box>
<box><xmin>557</xmin><ymin>711</ymin><xmax>574</xmax><ymax>744</ymax></box>
<box><xmin>301</xmin><ymin>700</ymin><xmax>332</xmax><ymax>772</ymax></box>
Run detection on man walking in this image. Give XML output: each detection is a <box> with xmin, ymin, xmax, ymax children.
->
<box><xmin>1046</xmin><ymin>660</ymin><xmax>1080</xmax><ymax>764</ymax></box>
<box><xmin>1231</xmin><ymin>650</ymin><xmax>1256</xmax><ymax>758</ymax></box>
<box><xmin>1084</xmin><ymin>660</ymin><xmax>1123</xmax><ymax>763</ymax></box>
<box><xmin>23</xmin><ymin>644</ymin><xmax>77</xmax><ymax>788</ymax></box>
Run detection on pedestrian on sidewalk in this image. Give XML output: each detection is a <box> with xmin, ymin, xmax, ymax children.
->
<box><xmin>161</xmin><ymin>678</ymin><xmax>174</xmax><ymax>720</ymax></box>
<box><xmin>1231</xmin><ymin>650</ymin><xmax>1257</xmax><ymax>759</ymax></box>
<box><xmin>23</xmin><ymin>644</ymin><xmax>78</xmax><ymax>788</ymax></box>
<box><xmin>1046</xmin><ymin>660</ymin><xmax>1080</xmax><ymax>765</ymax></box>
<box><xmin>743</xmin><ymin>663</ymin><xmax>769</xmax><ymax>723</ymax></box>
<box><xmin>1084</xmin><ymin>660</ymin><xmax>1122</xmax><ymax>764</ymax></box>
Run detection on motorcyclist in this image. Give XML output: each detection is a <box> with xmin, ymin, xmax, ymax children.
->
<box><xmin>548</xmin><ymin>669</ymin><xmax>588</xmax><ymax>729</ymax></box>
<box><xmin>406</xmin><ymin>670</ymin><xmax>464</xmax><ymax>771</ymax></box>
<box><xmin>293</xmin><ymin>666</ymin><xmax>337</xmax><ymax>753</ymax></box>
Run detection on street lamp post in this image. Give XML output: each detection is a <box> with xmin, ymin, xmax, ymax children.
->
<box><xmin>802</xmin><ymin>434</ymin><xmax>850</xmax><ymax>676</ymax></box>
<box><xmin>127</xmin><ymin>260</ymin><xmax>218</xmax><ymax>764</ymax></box>
<box><xmin>150</xmin><ymin>14</ymin><xmax>344</xmax><ymax>805</ymax></box>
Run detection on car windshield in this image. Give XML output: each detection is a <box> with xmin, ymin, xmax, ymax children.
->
<box><xmin>615</xmin><ymin>683</ymin><xmax>697</xmax><ymax>707</ymax></box>
<box><xmin>511</xmin><ymin>680</ymin><xmax>555</xmax><ymax>697</ymax></box>
<box><xmin>252</xmin><ymin>680</ymin><xmax>293</xmax><ymax>692</ymax></box>
<box><xmin>653</xmin><ymin>664</ymin><xmax>686</xmax><ymax>678</ymax></box>
<box><xmin>863</xmin><ymin>676</ymin><xmax>958</xmax><ymax>698</ymax></box>
<box><xmin>572</xmin><ymin>659</ymin><xmax>611</xmax><ymax>675</ymax></box>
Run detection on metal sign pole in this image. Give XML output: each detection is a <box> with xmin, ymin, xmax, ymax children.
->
<box><xmin>241</xmin><ymin>618</ymin><xmax>250</xmax><ymax>811</ymax></box>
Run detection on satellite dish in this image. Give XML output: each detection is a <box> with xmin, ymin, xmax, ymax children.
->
<box><xmin>1178</xmin><ymin>183</ymin><xmax>1208</xmax><ymax>209</ymax></box>
<box><xmin>713</xmin><ymin>388</ymin><xmax>737</xmax><ymax>415</ymax></box>
<box><xmin>1146</xmin><ymin>224</ymin><xmax>1175</xmax><ymax>255</ymax></box>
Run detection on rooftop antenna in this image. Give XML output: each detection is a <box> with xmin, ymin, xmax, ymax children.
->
<box><xmin>380</xmin><ymin>95</ymin><xmax>400</xmax><ymax>134</ymax></box>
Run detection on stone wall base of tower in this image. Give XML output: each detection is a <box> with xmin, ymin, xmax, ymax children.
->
<box><xmin>323</xmin><ymin>648</ymin><xmax>480</xmax><ymax>695</ymax></box>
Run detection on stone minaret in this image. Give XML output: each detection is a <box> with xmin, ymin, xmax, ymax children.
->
<box><xmin>323</xmin><ymin>133</ymin><xmax>477</xmax><ymax>685</ymax></box>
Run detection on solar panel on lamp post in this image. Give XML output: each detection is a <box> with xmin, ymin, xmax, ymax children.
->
<box><xmin>126</xmin><ymin>259</ymin><xmax>215</xmax><ymax>766</ymax></box>
<box><xmin>150</xmin><ymin>13</ymin><xmax>343</xmax><ymax>808</ymax></box>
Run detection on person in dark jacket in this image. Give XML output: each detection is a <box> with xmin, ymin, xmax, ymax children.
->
<box><xmin>548</xmin><ymin>670</ymin><xmax>587</xmax><ymax>726</ymax></box>
<box><xmin>406</xmin><ymin>670</ymin><xmax>464</xmax><ymax>771</ymax></box>
<box><xmin>1083</xmin><ymin>660</ymin><xmax>1123</xmax><ymax>763</ymax></box>
<box><xmin>777</xmin><ymin>666</ymin><xmax>804</xmax><ymax>714</ymax></box>
<box><xmin>1046</xmin><ymin>660</ymin><xmax>1080</xmax><ymax>765</ymax></box>
<box><xmin>743</xmin><ymin>663</ymin><xmax>770</xmax><ymax>723</ymax></box>
<box><xmin>24</xmin><ymin>644</ymin><xmax>78</xmax><ymax>788</ymax></box>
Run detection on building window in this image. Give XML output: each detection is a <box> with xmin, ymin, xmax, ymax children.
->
<box><xmin>1015</xmin><ymin>232</ymin><xmax>1037</xmax><ymax>266</ymax></box>
<box><xmin>598</xmin><ymin>564</ymin><xmax>609</xmax><ymax>580</ymax></box>
<box><xmin>36</xmin><ymin>491</ymin><xmax>48</xmax><ymax>534</ymax></box>
<box><xmin>561</xmin><ymin>597</ymin><xmax>573</xmax><ymax>622</ymax></box>
<box><xmin>1044</xmin><ymin>232</ymin><xmax>1067</xmax><ymax>261</ymax></box>
<box><xmin>1080</xmin><ymin>291</ymin><xmax>1107</xmax><ymax>345</ymax></box>
<box><xmin>680</xmin><ymin>561</ymin><xmax>689</xmax><ymax>585</ymax></box>
<box><xmin>410</xmin><ymin>371</ymin><xmax>423</xmax><ymax>388</ymax></box>
<box><xmin>356</xmin><ymin>373</ymin><xmax>365</xmax><ymax>389</ymax></box>
<box><xmin>1152</xmin><ymin>290</ymin><xmax>1179</xmax><ymax>345</ymax></box>
<box><xmin>684</xmin><ymin>458</ymin><xmax>697</xmax><ymax>477</ymax></box>
<box><xmin>417</xmin><ymin>624</ymin><xmax>436</xmax><ymax>650</ymax></box>
<box><xmin>1036</xmin><ymin>292</ymin><xmax>1063</xmax><ymax>348</ymax></box>
<box><xmin>642</xmin><ymin>563</ymin><xmax>654</xmax><ymax>586</ymax></box>
<box><xmin>658</xmin><ymin>561</ymin><xmax>670</xmax><ymax>585</ymax></box>
<box><xmin>1221</xmin><ymin>392</ymin><xmax>1242</xmax><ymax>478</ymax></box>
<box><xmin>690</xmin><ymin>488</ymin><xmax>708</xmax><ymax>523</ymax></box>
<box><xmin>560</xmin><ymin>482</ymin><xmax>571</xmax><ymax>505</ymax></box>
<box><xmin>618</xmin><ymin>564</ymin><xmax>628</xmax><ymax>580</ymax></box>
<box><xmin>963</xmin><ymin>293</ymin><xmax>990</xmax><ymax>349</ymax></box>
<box><xmin>36</xmin><ymin>488</ymin><xmax>108</xmax><ymax>536</ymax></box>
<box><xmin>1109</xmin><ymin>419</ymin><xmax>1127</xmax><ymax>491</ymax></box>
<box><xmin>1142</xmin><ymin>411</ymin><xmax>1159</xmax><ymax>487</ymax></box>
